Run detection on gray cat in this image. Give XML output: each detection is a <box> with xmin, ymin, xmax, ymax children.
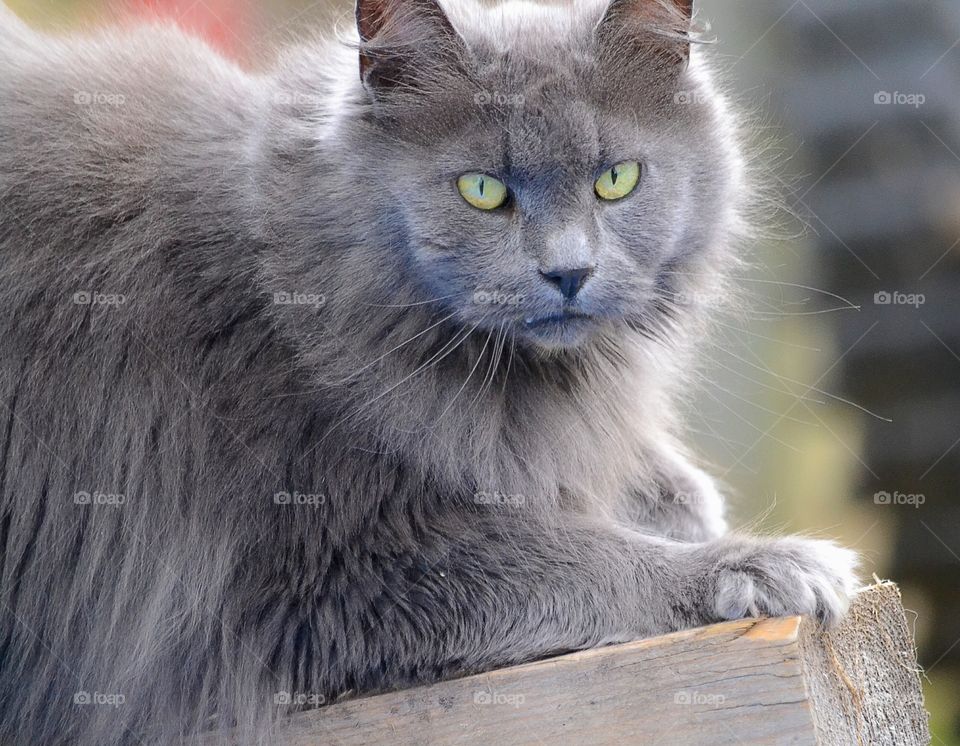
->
<box><xmin>0</xmin><ymin>0</ymin><xmax>858</xmax><ymax>743</ymax></box>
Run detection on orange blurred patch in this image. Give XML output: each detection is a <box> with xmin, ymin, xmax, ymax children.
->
<box><xmin>125</xmin><ymin>0</ymin><xmax>252</xmax><ymax>60</ymax></box>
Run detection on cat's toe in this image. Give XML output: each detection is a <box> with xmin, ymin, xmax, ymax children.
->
<box><xmin>707</xmin><ymin>536</ymin><xmax>859</xmax><ymax>627</ymax></box>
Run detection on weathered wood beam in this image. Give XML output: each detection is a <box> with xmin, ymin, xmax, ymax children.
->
<box><xmin>212</xmin><ymin>582</ymin><xmax>929</xmax><ymax>745</ymax></box>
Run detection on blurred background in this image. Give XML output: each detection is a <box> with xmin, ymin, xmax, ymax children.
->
<box><xmin>6</xmin><ymin>0</ymin><xmax>960</xmax><ymax>741</ymax></box>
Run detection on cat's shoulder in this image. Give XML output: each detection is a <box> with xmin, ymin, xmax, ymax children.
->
<box><xmin>0</xmin><ymin>9</ymin><xmax>268</xmax><ymax>250</ymax></box>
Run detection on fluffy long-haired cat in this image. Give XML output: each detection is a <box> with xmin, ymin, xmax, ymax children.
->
<box><xmin>0</xmin><ymin>0</ymin><xmax>858</xmax><ymax>743</ymax></box>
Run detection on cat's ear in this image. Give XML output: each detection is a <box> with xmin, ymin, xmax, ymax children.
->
<box><xmin>355</xmin><ymin>0</ymin><xmax>464</xmax><ymax>91</ymax></box>
<box><xmin>595</xmin><ymin>0</ymin><xmax>694</xmax><ymax>68</ymax></box>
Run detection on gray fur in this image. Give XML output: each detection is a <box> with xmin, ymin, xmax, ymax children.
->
<box><xmin>0</xmin><ymin>1</ymin><xmax>856</xmax><ymax>743</ymax></box>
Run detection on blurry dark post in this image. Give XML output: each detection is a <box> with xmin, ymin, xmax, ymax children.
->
<box><xmin>765</xmin><ymin>0</ymin><xmax>960</xmax><ymax>738</ymax></box>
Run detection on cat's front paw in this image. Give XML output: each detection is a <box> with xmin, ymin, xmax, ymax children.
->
<box><xmin>701</xmin><ymin>535</ymin><xmax>859</xmax><ymax>627</ymax></box>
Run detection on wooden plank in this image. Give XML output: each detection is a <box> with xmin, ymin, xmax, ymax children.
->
<box><xmin>211</xmin><ymin>583</ymin><xmax>928</xmax><ymax>745</ymax></box>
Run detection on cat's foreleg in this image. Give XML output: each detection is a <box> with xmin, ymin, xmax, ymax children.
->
<box><xmin>314</xmin><ymin>510</ymin><xmax>857</xmax><ymax>694</ymax></box>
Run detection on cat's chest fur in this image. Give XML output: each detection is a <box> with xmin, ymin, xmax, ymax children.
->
<box><xmin>361</xmin><ymin>340</ymin><xmax>672</xmax><ymax>514</ymax></box>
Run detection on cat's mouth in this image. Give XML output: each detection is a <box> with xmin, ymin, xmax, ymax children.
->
<box><xmin>522</xmin><ymin>310</ymin><xmax>593</xmax><ymax>329</ymax></box>
<box><xmin>518</xmin><ymin>309</ymin><xmax>598</xmax><ymax>348</ymax></box>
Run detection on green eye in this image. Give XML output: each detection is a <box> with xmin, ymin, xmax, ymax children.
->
<box><xmin>456</xmin><ymin>173</ymin><xmax>508</xmax><ymax>210</ymax></box>
<box><xmin>594</xmin><ymin>160</ymin><xmax>641</xmax><ymax>201</ymax></box>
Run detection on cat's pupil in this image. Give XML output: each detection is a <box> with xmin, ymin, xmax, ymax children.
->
<box><xmin>611</xmin><ymin>167</ymin><xmax>619</xmax><ymax>185</ymax></box>
<box><xmin>479</xmin><ymin>177</ymin><xmax>485</xmax><ymax>196</ymax></box>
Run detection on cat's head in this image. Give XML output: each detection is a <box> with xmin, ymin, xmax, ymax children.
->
<box><xmin>324</xmin><ymin>0</ymin><xmax>745</xmax><ymax>353</ymax></box>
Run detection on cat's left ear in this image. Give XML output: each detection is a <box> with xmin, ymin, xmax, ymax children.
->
<box><xmin>355</xmin><ymin>0</ymin><xmax>465</xmax><ymax>91</ymax></box>
<box><xmin>595</xmin><ymin>0</ymin><xmax>694</xmax><ymax>68</ymax></box>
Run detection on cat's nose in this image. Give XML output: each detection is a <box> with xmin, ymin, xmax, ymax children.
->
<box><xmin>539</xmin><ymin>267</ymin><xmax>594</xmax><ymax>301</ymax></box>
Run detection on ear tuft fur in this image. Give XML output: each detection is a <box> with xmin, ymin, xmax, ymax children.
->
<box><xmin>596</xmin><ymin>0</ymin><xmax>695</xmax><ymax>68</ymax></box>
<box><xmin>355</xmin><ymin>0</ymin><xmax>463</xmax><ymax>90</ymax></box>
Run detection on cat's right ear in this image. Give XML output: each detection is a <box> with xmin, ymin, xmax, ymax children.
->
<box><xmin>355</xmin><ymin>0</ymin><xmax>465</xmax><ymax>92</ymax></box>
<box><xmin>595</xmin><ymin>0</ymin><xmax>694</xmax><ymax>69</ymax></box>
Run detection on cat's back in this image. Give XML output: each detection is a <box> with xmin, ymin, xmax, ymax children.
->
<box><xmin>0</xmin><ymin>6</ymin><xmax>264</xmax><ymax>255</ymax></box>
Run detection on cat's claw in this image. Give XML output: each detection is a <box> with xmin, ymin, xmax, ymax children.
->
<box><xmin>705</xmin><ymin>536</ymin><xmax>859</xmax><ymax>627</ymax></box>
